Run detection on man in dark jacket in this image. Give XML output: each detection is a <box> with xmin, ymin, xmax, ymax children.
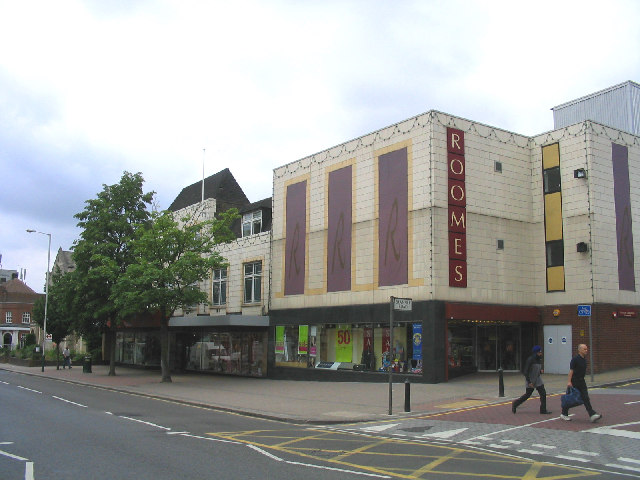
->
<box><xmin>512</xmin><ymin>345</ymin><xmax>552</xmax><ymax>414</ymax></box>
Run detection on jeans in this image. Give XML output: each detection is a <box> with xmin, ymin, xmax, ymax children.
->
<box><xmin>513</xmin><ymin>385</ymin><xmax>547</xmax><ymax>412</ymax></box>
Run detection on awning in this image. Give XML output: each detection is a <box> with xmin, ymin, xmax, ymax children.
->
<box><xmin>168</xmin><ymin>314</ymin><xmax>269</xmax><ymax>328</ymax></box>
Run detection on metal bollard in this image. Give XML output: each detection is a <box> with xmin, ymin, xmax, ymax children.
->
<box><xmin>498</xmin><ymin>367</ymin><xmax>505</xmax><ymax>397</ymax></box>
<box><xmin>404</xmin><ymin>378</ymin><xmax>411</xmax><ymax>412</ymax></box>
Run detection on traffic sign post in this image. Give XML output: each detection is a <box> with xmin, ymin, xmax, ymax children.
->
<box><xmin>389</xmin><ymin>297</ymin><xmax>412</xmax><ymax>415</ymax></box>
<box><xmin>578</xmin><ymin>305</ymin><xmax>594</xmax><ymax>382</ymax></box>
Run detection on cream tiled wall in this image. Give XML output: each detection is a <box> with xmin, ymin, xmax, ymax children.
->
<box><xmin>271</xmin><ymin>114</ymin><xmax>640</xmax><ymax>312</ymax></box>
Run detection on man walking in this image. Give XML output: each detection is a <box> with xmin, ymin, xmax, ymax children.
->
<box><xmin>561</xmin><ymin>344</ymin><xmax>602</xmax><ymax>422</ymax></box>
<box><xmin>63</xmin><ymin>347</ymin><xmax>72</xmax><ymax>369</ymax></box>
<box><xmin>512</xmin><ymin>345</ymin><xmax>552</xmax><ymax>414</ymax></box>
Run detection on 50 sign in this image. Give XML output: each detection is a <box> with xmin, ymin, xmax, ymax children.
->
<box><xmin>337</xmin><ymin>328</ymin><xmax>352</xmax><ymax>345</ymax></box>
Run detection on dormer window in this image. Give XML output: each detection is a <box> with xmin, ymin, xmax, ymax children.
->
<box><xmin>242</xmin><ymin>211</ymin><xmax>262</xmax><ymax>237</ymax></box>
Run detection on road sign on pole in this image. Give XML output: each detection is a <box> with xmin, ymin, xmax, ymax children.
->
<box><xmin>577</xmin><ymin>305</ymin><xmax>591</xmax><ymax>316</ymax></box>
<box><xmin>393</xmin><ymin>298</ymin><xmax>412</xmax><ymax>311</ymax></box>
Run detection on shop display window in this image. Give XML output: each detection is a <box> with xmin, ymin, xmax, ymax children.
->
<box><xmin>275</xmin><ymin>322</ymin><xmax>420</xmax><ymax>374</ymax></box>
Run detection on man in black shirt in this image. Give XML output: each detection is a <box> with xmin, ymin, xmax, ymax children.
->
<box><xmin>561</xmin><ymin>344</ymin><xmax>602</xmax><ymax>422</ymax></box>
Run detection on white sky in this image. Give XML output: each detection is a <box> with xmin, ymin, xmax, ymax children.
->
<box><xmin>1</xmin><ymin>0</ymin><xmax>639</xmax><ymax>293</ymax></box>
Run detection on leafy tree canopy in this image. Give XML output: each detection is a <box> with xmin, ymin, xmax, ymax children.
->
<box><xmin>113</xmin><ymin>207</ymin><xmax>238</xmax><ymax>381</ymax></box>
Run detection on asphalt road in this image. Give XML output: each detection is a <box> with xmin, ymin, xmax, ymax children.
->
<box><xmin>2</xmin><ymin>370</ymin><xmax>638</xmax><ymax>480</ymax></box>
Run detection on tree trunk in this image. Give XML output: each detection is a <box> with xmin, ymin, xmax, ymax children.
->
<box><xmin>160</xmin><ymin>319</ymin><xmax>172</xmax><ymax>382</ymax></box>
<box><xmin>108</xmin><ymin>329</ymin><xmax>117</xmax><ymax>376</ymax></box>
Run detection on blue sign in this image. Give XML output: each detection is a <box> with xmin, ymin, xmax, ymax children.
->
<box><xmin>412</xmin><ymin>324</ymin><xmax>422</xmax><ymax>360</ymax></box>
<box><xmin>578</xmin><ymin>305</ymin><xmax>592</xmax><ymax>316</ymax></box>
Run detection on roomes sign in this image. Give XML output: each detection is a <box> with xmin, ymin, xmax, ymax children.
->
<box><xmin>447</xmin><ymin>127</ymin><xmax>467</xmax><ymax>288</ymax></box>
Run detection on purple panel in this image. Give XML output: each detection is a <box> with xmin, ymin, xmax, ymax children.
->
<box><xmin>284</xmin><ymin>181</ymin><xmax>307</xmax><ymax>295</ymax></box>
<box><xmin>612</xmin><ymin>143</ymin><xmax>635</xmax><ymax>291</ymax></box>
<box><xmin>327</xmin><ymin>166</ymin><xmax>352</xmax><ymax>292</ymax></box>
<box><xmin>378</xmin><ymin>148</ymin><xmax>408</xmax><ymax>286</ymax></box>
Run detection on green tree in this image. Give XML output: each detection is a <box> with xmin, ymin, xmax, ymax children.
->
<box><xmin>113</xmin><ymin>208</ymin><xmax>238</xmax><ymax>382</ymax></box>
<box><xmin>32</xmin><ymin>268</ymin><xmax>76</xmax><ymax>368</ymax></box>
<box><xmin>72</xmin><ymin>171</ymin><xmax>154</xmax><ymax>376</ymax></box>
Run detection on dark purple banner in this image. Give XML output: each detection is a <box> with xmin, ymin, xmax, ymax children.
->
<box><xmin>285</xmin><ymin>180</ymin><xmax>307</xmax><ymax>295</ymax></box>
<box><xmin>327</xmin><ymin>166</ymin><xmax>352</xmax><ymax>292</ymax></box>
<box><xmin>612</xmin><ymin>143</ymin><xmax>635</xmax><ymax>291</ymax></box>
<box><xmin>378</xmin><ymin>148</ymin><xmax>408</xmax><ymax>286</ymax></box>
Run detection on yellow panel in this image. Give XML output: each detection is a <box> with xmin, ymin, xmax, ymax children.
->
<box><xmin>542</xmin><ymin>143</ymin><xmax>560</xmax><ymax>169</ymax></box>
<box><xmin>544</xmin><ymin>192</ymin><xmax>563</xmax><ymax>241</ymax></box>
<box><xmin>547</xmin><ymin>266</ymin><xmax>565</xmax><ymax>291</ymax></box>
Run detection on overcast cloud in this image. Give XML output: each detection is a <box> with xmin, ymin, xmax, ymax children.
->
<box><xmin>1</xmin><ymin>0</ymin><xmax>639</xmax><ymax>292</ymax></box>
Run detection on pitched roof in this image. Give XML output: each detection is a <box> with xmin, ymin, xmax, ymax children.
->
<box><xmin>168</xmin><ymin>168</ymin><xmax>250</xmax><ymax>212</ymax></box>
<box><xmin>0</xmin><ymin>278</ymin><xmax>41</xmax><ymax>304</ymax></box>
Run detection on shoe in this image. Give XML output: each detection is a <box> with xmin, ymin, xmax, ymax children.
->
<box><xmin>540</xmin><ymin>411</ymin><xmax>553</xmax><ymax>414</ymax></box>
<box><xmin>512</xmin><ymin>403</ymin><xmax>517</xmax><ymax>414</ymax></box>
<box><xmin>560</xmin><ymin>414</ymin><xmax>572</xmax><ymax>421</ymax></box>
<box><xmin>590</xmin><ymin>413</ymin><xmax>602</xmax><ymax>423</ymax></box>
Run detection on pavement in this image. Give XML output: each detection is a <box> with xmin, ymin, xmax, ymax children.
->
<box><xmin>1</xmin><ymin>361</ymin><xmax>639</xmax><ymax>424</ymax></box>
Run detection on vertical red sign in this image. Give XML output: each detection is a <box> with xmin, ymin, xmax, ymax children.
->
<box><xmin>447</xmin><ymin>128</ymin><xmax>467</xmax><ymax>288</ymax></box>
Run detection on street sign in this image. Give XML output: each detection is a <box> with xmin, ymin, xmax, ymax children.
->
<box><xmin>393</xmin><ymin>298</ymin><xmax>412</xmax><ymax>311</ymax></box>
<box><xmin>578</xmin><ymin>305</ymin><xmax>591</xmax><ymax>316</ymax></box>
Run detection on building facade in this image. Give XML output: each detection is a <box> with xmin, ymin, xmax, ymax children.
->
<box><xmin>116</xmin><ymin>84</ymin><xmax>640</xmax><ymax>382</ymax></box>
<box><xmin>269</xmin><ymin>108</ymin><xmax>640</xmax><ymax>382</ymax></box>
<box><xmin>115</xmin><ymin>169</ymin><xmax>273</xmax><ymax>377</ymax></box>
<box><xmin>0</xmin><ymin>274</ymin><xmax>41</xmax><ymax>350</ymax></box>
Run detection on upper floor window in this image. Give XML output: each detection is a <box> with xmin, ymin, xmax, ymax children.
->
<box><xmin>242</xmin><ymin>211</ymin><xmax>262</xmax><ymax>237</ymax></box>
<box><xmin>212</xmin><ymin>268</ymin><xmax>227</xmax><ymax>306</ymax></box>
<box><xmin>543</xmin><ymin>166</ymin><xmax>561</xmax><ymax>194</ymax></box>
<box><xmin>244</xmin><ymin>261</ymin><xmax>262</xmax><ymax>303</ymax></box>
<box><xmin>5</xmin><ymin>312</ymin><xmax>12</xmax><ymax>323</ymax></box>
<box><xmin>22</xmin><ymin>312</ymin><xmax>30</xmax><ymax>324</ymax></box>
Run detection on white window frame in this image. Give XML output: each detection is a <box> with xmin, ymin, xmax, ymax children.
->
<box><xmin>212</xmin><ymin>268</ymin><xmax>227</xmax><ymax>306</ymax></box>
<box><xmin>22</xmin><ymin>312</ymin><xmax>30</xmax><ymax>324</ymax></box>
<box><xmin>5</xmin><ymin>312</ymin><xmax>12</xmax><ymax>324</ymax></box>
<box><xmin>244</xmin><ymin>261</ymin><xmax>262</xmax><ymax>303</ymax></box>
<box><xmin>242</xmin><ymin>211</ymin><xmax>262</xmax><ymax>237</ymax></box>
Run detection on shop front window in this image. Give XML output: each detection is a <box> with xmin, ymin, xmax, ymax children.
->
<box><xmin>275</xmin><ymin>322</ymin><xmax>421</xmax><ymax>374</ymax></box>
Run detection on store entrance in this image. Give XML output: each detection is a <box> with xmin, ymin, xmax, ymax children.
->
<box><xmin>448</xmin><ymin>321</ymin><xmax>530</xmax><ymax>377</ymax></box>
<box><xmin>477</xmin><ymin>325</ymin><xmax>520</xmax><ymax>371</ymax></box>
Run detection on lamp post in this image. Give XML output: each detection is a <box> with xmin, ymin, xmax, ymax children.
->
<box><xmin>26</xmin><ymin>229</ymin><xmax>51</xmax><ymax>372</ymax></box>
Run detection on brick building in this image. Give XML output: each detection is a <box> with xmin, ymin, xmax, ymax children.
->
<box><xmin>0</xmin><ymin>274</ymin><xmax>41</xmax><ymax>350</ymax></box>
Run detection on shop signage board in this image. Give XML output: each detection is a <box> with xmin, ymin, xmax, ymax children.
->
<box><xmin>393</xmin><ymin>297</ymin><xmax>412</xmax><ymax>311</ymax></box>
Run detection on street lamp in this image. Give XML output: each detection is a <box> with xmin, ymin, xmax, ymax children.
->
<box><xmin>26</xmin><ymin>229</ymin><xmax>51</xmax><ymax>372</ymax></box>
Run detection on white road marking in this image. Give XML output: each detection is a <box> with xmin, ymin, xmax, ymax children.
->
<box><xmin>518</xmin><ymin>449</ymin><xmax>545</xmax><ymax>455</ymax></box>
<box><xmin>360</xmin><ymin>423</ymin><xmax>399</xmax><ymax>433</ymax></box>
<box><xmin>605</xmin><ymin>463</ymin><xmax>640</xmax><ymax>473</ymax></box>
<box><xmin>420</xmin><ymin>428</ymin><xmax>468</xmax><ymax>439</ymax></box>
<box><xmin>487</xmin><ymin>444</ymin><xmax>509</xmax><ymax>449</ymax></box>
<box><xmin>500</xmin><ymin>439</ymin><xmax>522</xmax><ymax>445</ymax></box>
<box><xmin>569</xmin><ymin>449</ymin><xmax>598</xmax><ymax>457</ymax></box>
<box><xmin>167</xmin><ymin>431</ymin><xmax>189</xmax><ymax>435</ymax></box>
<box><xmin>25</xmin><ymin>461</ymin><xmax>34</xmax><ymax>480</ymax></box>
<box><xmin>624</xmin><ymin>400</ymin><xmax>640</xmax><ymax>405</ymax></box>
<box><xmin>532</xmin><ymin>444</ymin><xmax>556</xmax><ymax>450</ymax></box>
<box><xmin>0</xmin><ymin>442</ymin><xmax>14</xmax><ymax>445</ymax></box>
<box><xmin>555</xmin><ymin>455</ymin><xmax>591</xmax><ymax>463</ymax></box>
<box><xmin>52</xmin><ymin>396</ymin><xmax>87</xmax><ymax>408</ymax></box>
<box><xmin>619</xmin><ymin>457</ymin><xmax>640</xmax><ymax>465</ymax></box>
<box><xmin>464</xmin><ymin>415</ymin><xmax>561</xmax><ymax>441</ymax></box>
<box><xmin>119</xmin><ymin>416</ymin><xmax>171</xmax><ymax>431</ymax></box>
<box><xmin>17</xmin><ymin>386</ymin><xmax>41</xmax><ymax>394</ymax></box>
<box><xmin>0</xmin><ymin>449</ymin><xmax>29</xmax><ymax>461</ymax></box>
<box><xmin>586</xmin><ymin>421</ymin><xmax>640</xmax><ymax>440</ymax></box>
<box><xmin>0</xmin><ymin>381</ymin><xmax>9</xmax><ymax>384</ymax></box>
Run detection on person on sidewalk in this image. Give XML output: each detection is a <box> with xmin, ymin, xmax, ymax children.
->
<box><xmin>561</xmin><ymin>344</ymin><xmax>602</xmax><ymax>422</ymax></box>
<box><xmin>512</xmin><ymin>345</ymin><xmax>552</xmax><ymax>414</ymax></box>
<box><xmin>63</xmin><ymin>347</ymin><xmax>72</xmax><ymax>369</ymax></box>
